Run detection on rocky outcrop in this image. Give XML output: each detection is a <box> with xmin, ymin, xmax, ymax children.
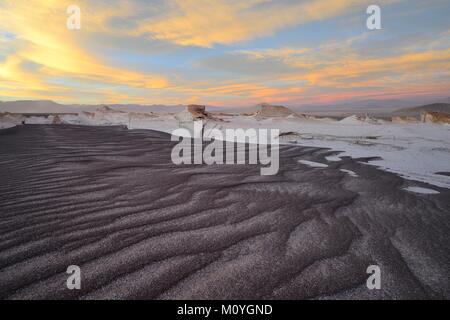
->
<box><xmin>97</xmin><ymin>105</ymin><xmax>116</xmax><ymax>112</ymax></box>
<box><xmin>421</xmin><ymin>111</ymin><xmax>450</xmax><ymax>124</ymax></box>
<box><xmin>255</xmin><ymin>103</ymin><xmax>302</xmax><ymax>119</ymax></box>
<box><xmin>78</xmin><ymin>106</ymin><xmax>129</xmax><ymax>126</ymax></box>
<box><xmin>391</xmin><ymin>116</ymin><xmax>419</xmax><ymax>124</ymax></box>
<box><xmin>175</xmin><ymin>105</ymin><xmax>210</xmax><ymax>123</ymax></box>
<box><xmin>187</xmin><ymin>105</ymin><xmax>208</xmax><ymax>119</ymax></box>
<box><xmin>0</xmin><ymin>112</ymin><xmax>25</xmax><ymax>125</ymax></box>
<box><xmin>96</xmin><ymin>105</ymin><xmax>127</xmax><ymax>114</ymax></box>
<box><xmin>52</xmin><ymin>115</ymin><xmax>62</xmax><ymax>124</ymax></box>
<box><xmin>339</xmin><ymin>114</ymin><xmax>383</xmax><ymax>125</ymax></box>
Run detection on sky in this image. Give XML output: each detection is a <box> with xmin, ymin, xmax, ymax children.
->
<box><xmin>0</xmin><ymin>0</ymin><xmax>449</xmax><ymax>107</ymax></box>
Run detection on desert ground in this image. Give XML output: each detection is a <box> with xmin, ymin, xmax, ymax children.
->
<box><xmin>0</xmin><ymin>123</ymin><xmax>449</xmax><ymax>299</ymax></box>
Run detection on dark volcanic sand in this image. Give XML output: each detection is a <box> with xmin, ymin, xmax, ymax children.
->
<box><xmin>0</xmin><ymin>125</ymin><xmax>449</xmax><ymax>300</ymax></box>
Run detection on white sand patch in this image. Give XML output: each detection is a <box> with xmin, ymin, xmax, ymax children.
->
<box><xmin>60</xmin><ymin>114</ymin><xmax>83</xmax><ymax>125</ymax></box>
<box><xmin>298</xmin><ymin>160</ymin><xmax>329</xmax><ymax>168</ymax></box>
<box><xmin>25</xmin><ymin>116</ymin><xmax>53</xmax><ymax>124</ymax></box>
<box><xmin>403</xmin><ymin>187</ymin><xmax>440</xmax><ymax>194</ymax></box>
<box><xmin>340</xmin><ymin>169</ymin><xmax>358</xmax><ymax>177</ymax></box>
<box><xmin>326</xmin><ymin>155</ymin><xmax>342</xmax><ymax>162</ymax></box>
<box><xmin>0</xmin><ymin>122</ymin><xmax>16</xmax><ymax>129</ymax></box>
<box><xmin>339</xmin><ymin>115</ymin><xmax>363</xmax><ymax>124</ymax></box>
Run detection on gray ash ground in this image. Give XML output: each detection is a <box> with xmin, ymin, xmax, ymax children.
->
<box><xmin>0</xmin><ymin>125</ymin><xmax>449</xmax><ymax>299</ymax></box>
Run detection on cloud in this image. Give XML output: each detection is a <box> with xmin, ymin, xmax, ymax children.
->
<box><xmin>0</xmin><ymin>0</ymin><xmax>449</xmax><ymax>106</ymax></box>
<box><xmin>133</xmin><ymin>0</ymin><xmax>381</xmax><ymax>47</ymax></box>
<box><xmin>0</xmin><ymin>0</ymin><xmax>169</xmax><ymax>102</ymax></box>
<box><xmin>184</xmin><ymin>38</ymin><xmax>450</xmax><ymax>105</ymax></box>
<box><xmin>197</xmin><ymin>51</ymin><xmax>295</xmax><ymax>76</ymax></box>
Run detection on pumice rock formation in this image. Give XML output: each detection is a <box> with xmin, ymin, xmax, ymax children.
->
<box><xmin>187</xmin><ymin>105</ymin><xmax>208</xmax><ymax>119</ymax></box>
<box><xmin>255</xmin><ymin>103</ymin><xmax>303</xmax><ymax>119</ymax></box>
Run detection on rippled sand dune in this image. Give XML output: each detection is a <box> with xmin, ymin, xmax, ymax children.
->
<box><xmin>0</xmin><ymin>125</ymin><xmax>449</xmax><ymax>299</ymax></box>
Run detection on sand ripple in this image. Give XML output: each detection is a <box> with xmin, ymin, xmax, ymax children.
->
<box><xmin>0</xmin><ymin>125</ymin><xmax>449</xmax><ymax>299</ymax></box>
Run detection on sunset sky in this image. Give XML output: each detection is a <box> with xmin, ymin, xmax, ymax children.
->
<box><xmin>0</xmin><ymin>0</ymin><xmax>449</xmax><ymax>106</ymax></box>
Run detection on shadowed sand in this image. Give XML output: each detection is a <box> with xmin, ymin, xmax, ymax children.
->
<box><xmin>0</xmin><ymin>125</ymin><xmax>449</xmax><ymax>300</ymax></box>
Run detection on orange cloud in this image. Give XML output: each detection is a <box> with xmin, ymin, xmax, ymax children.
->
<box><xmin>0</xmin><ymin>0</ymin><xmax>448</xmax><ymax>106</ymax></box>
<box><xmin>134</xmin><ymin>0</ymin><xmax>394</xmax><ymax>47</ymax></box>
<box><xmin>0</xmin><ymin>0</ymin><xmax>169</xmax><ymax>102</ymax></box>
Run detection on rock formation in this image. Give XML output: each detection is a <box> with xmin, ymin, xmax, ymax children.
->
<box><xmin>187</xmin><ymin>105</ymin><xmax>208</xmax><ymax>119</ymax></box>
<box><xmin>391</xmin><ymin>116</ymin><xmax>419</xmax><ymax>124</ymax></box>
<box><xmin>421</xmin><ymin>111</ymin><xmax>450</xmax><ymax>124</ymax></box>
<box><xmin>255</xmin><ymin>103</ymin><xmax>302</xmax><ymax>119</ymax></box>
<box><xmin>52</xmin><ymin>114</ymin><xmax>63</xmax><ymax>124</ymax></box>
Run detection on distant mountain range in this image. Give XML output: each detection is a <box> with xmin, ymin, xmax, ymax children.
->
<box><xmin>1</xmin><ymin>99</ymin><xmax>449</xmax><ymax>117</ymax></box>
<box><xmin>0</xmin><ymin>100</ymin><xmax>195</xmax><ymax>114</ymax></box>
<box><xmin>294</xmin><ymin>99</ymin><xmax>414</xmax><ymax>112</ymax></box>
<box><xmin>0</xmin><ymin>100</ymin><xmax>77</xmax><ymax>114</ymax></box>
<box><xmin>293</xmin><ymin>97</ymin><xmax>450</xmax><ymax>113</ymax></box>
<box><xmin>68</xmin><ymin>103</ymin><xmax>191</xmax><ymax>113</ymax></box>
